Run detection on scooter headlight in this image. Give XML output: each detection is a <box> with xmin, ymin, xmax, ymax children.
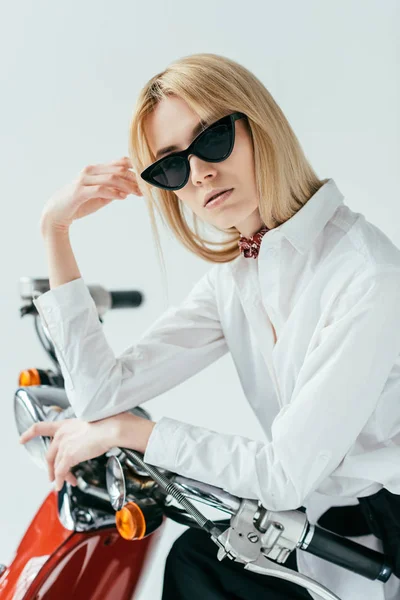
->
<box><xmin>14</xmin><ymin>386</ymin><xmax>71</xmax><ymax>469</ymax></box>
<box><xmin>14</xmin><ymin>388</ymin><xmax>50</xmax><ymax>468</ymax></box>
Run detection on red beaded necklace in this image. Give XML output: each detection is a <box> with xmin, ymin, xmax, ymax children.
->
<box><xmin>238</xmin><ymin>226</ymin><xmax>270</xmax><ymax>259</ymax></box>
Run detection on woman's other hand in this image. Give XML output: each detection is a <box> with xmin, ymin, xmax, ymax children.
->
<box><xmin>19</xmin><ymin>411</ymin><xmax>156</xmax><ymax>491</ymax></box>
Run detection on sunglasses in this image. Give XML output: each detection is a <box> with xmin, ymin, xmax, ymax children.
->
<box><xmin>140</xmin><ymin>111</ymin><xmax>247</xmax><ymax>191</ymax></box>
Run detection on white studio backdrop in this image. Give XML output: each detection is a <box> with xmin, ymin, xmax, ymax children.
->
<box><xmin>0</xmin><ymin>1</ymin><xmax>399</xmax><ymax>598</ymax></box>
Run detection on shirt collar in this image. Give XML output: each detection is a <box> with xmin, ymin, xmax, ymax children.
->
<box><xmin>261</xmin><ymin>178</ymin><xmax>345</xmax><ymax>257</ymax></box>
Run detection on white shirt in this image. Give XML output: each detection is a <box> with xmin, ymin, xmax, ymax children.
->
<box><xmin>33</xmin><ymin>178</ymin><xmax>400</xmax><ymax>600</ymax></box>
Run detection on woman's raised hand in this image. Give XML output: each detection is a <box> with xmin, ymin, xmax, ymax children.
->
<box><xmin>40</xmin><ymin>156</ymin><xmax>143</xmax><ymax>235</ymax></box>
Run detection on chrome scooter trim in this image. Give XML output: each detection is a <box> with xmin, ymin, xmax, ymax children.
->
<box><xmin>172</xmin><ymin>475</ymin><xmax>241</xmax><ymax>514</ymax></box>
<box><xmin>57</xmin><ymin>482</ymin><xmax>116</xmax><ymax>532</ymax></box>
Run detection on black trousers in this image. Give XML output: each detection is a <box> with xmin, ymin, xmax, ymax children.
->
<box><xmin>161</xmin><ymin>525</ymin><xmax>312</xmax><ymax>600</ymax></box>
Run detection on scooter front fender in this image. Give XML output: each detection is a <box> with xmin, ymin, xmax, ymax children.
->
<box><xmin>0</xmin><ymin>490</ymin><xmax>162</xmax><ymax>600</ymax></box>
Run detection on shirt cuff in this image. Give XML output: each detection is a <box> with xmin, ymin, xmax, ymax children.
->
<box><xmin>33</xmin><ymin>277</ymin><xmax>94</xmax><ymax>326</ymax></box>
<box><xmin>144</xmin><ymin>416</ymin><xmax>188</xmax><ymax>471</ymax></box>
<box><xmin>32</xmin><ymin>277</ymin><xmax>97</xmax><ymax>391</ymax></box>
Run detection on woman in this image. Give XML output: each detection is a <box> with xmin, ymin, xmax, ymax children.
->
<box><xmin>20</xmin><ymin>53</ymin><xmax>400</xmax><ymax>600</ymax></box>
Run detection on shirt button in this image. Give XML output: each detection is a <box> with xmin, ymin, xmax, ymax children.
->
<box><xmin>319</xmin><ymin>451</ymin><xmax>331</xmax><ymax>462</ymax></box>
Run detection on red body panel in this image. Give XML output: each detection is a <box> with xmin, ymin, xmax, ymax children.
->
<box><xmin>0</xmin><ymin>491</ymin><xmax>161</xmax><ymax>599</ymax></box>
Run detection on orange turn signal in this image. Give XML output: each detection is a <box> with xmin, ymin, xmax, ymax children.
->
<box><xmin>19</xmin><ymin>369</ymin><xmax>41</xmax><ymax>386</ymax></box>
<box><xmin>115</xmin><ymin>502</ymin><xmax>146</xmax><ymax>540</ymax></box>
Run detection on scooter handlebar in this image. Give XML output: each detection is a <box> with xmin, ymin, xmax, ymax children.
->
<box><xmin>109</xmin><ymin>290</ymin><xmax>143</xmax><ymax>309</ymax></box>
<box><xmin>304</xmin><ymin>524</ymin><xmax>392</xmax><ymax>582</ymax></box>
<box><xmin>167</xmin><ymin>476</ymin><xmax>393</xmax><ymax>583</ymax></box>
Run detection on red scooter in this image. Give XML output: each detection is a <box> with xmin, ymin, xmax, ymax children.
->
<box><xmin>0</xmin><ymin>277</ymin><xmax>393</xmax><ymax>600</ymax></box>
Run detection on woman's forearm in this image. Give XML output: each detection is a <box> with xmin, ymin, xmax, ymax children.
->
<box><xmin>110</xmin><ymin>412</ymin><xmax>156</xmax><ymax>453</ymax></box>
<box><xmin>40</xmin><ymin>215</ymin><xmax>82</xmax><ymax>289</ymax></box>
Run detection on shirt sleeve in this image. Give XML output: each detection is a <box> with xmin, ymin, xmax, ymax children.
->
<box><xmin>33</xmin><ymin>267</ymin><xmax>227</xmax><ymax>421</ymax></box>
<box><xmin>144</xmin><ymin>266</ymin><xmax>400</xmax><ymax>511</ymax></box>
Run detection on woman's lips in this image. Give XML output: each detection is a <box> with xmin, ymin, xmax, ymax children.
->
<box><xmin>204</xmin><ymin>188</ymin><xmax>233</xmax><ymax>209</ymax></box>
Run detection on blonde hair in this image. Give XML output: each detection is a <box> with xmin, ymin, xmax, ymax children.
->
<box><xmin>128</xmin><ymin>53</ymin><xmax>328</xmax><ymax>265</ymax></box>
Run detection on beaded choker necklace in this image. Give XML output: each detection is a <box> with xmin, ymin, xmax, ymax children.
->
<box><xmin>238</xmin><ymin>226</ymin><xmax>270</xmax><ymax>259</ymax></box>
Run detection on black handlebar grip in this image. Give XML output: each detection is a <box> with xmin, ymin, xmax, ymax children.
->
<box><xmin>110</xmin><ymin>290</ymin><xmax>144</xmax><ymax>309</ymax></box>
<box><xmin>305</xmin><ymin>525</ymin><xmax>392</xmax><ymax>582</ymax></box>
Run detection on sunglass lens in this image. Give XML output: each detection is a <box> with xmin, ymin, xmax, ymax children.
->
<box><xmin>194</xmin><ymin>124</ymin><xmax>232</xmax><ymax>160</ymax></box>
<box><xmin>150</xmin><ymin>155</ymin><xmax>187</xmax><ymax>189</ymax></box>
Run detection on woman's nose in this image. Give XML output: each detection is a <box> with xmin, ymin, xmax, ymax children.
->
<box><xmin>188</xmin><ymin>154</ymin><xmax>218</xmax><ymax>185</ymax></box>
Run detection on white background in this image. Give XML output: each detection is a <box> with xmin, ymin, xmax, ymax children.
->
<box><xmin>0</xmin><ymin>1</ymin><xmax>399</xmax><ymax>598</ymax></box>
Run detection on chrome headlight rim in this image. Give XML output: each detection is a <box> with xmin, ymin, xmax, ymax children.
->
<box><xmin>14</xmin><ymin>387</ymin><xmax>50</xmax><ymax>468</ymax></box>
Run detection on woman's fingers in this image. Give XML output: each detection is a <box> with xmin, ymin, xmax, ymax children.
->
<box><xmin>82</xmin><ymin>173</ymin><xmax>134</xmax><ymax>194</ymax></box>
<box><xmin>65</xmin><ymin>472</ymin><xmax>78</xmax><ymax>487</ymax></box>
<box><xmin>19</xmin><ymin>421</ymin><xmax>61</xmax><ymax>444</ymax></box>
<box><xmin>55</xmin><ymin>456</ymin><xmax>78</xmax><ymax>490</ymax></box>
<box><xmin>111</xmin><ymin>156</ymin><xmax>132</xmax><ymax>166</ymax></box>
<box><xmin>81</xmin><ymin>168</ymin><xmax>142</xmax><ymax>198</ymax></box>
<box><xmin>54</xmin><ymin>447</ymin><xmax>69</xmax><ymax>491</ymax></box>
<box><xmin>19</xmin><ymin>421</ymin><xmax>75</xmax><ymax>487</ymax></box>
<box><xmin>46</xmin><ymin>436</ymin><xmax>60</xmax><ymax>482</ymax></box>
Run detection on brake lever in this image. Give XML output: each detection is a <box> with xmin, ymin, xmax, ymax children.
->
<box><xmin>244</xmin><ymin>558</ymin><xmax>341</xmax><ymax>600</ymax></box>
<box><xmin>212</xmin><ymin>499</ymin><xmax>341</xmax><ymax>600</ymax></box>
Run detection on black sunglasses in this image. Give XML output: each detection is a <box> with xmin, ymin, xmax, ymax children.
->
<box><xmin>140</xmin><ymin>111</ymin><xmax>246</xmax><ymax>191</ymax></box>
